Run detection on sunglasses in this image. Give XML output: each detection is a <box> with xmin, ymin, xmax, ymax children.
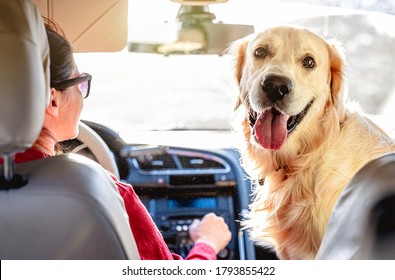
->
<box><xmin>52</xmin><ymin>73</ymin><xmax>92</xmax><ymax>99</ymax></box>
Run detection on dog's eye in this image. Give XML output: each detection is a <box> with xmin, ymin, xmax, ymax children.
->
<box><xmin>302</xmin><ymin>56</ymin><xmax>315</xmax><ymax>68</ymax></box>
<box><xmin>254</xmin><ymin>47</ymin><xmax>268</xmax><ymax>58</ymax></box>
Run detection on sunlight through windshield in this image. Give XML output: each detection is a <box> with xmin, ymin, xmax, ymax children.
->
<box><xmin>75</xmin><ymin>0</ymin><xmax>395</xmax><ymax>133</ymax></box>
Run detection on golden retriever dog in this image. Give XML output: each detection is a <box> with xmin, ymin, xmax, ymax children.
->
<box><xmin>229</xmin><ymin>26</ymin><xmax>395</xmax><ymax>259</ymax></box>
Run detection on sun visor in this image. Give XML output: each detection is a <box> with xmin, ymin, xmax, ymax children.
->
<box><xmin>33</xmin><ymin>0</ymin><xmax>128</xmax><ymax>52</ymax></box>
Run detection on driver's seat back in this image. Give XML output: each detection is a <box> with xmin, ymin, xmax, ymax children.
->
<box><xmin>0</xmin><ymin>0</ymin><xmax>139</xmax><ymax>259</ymax></box>
<box><xmin>0</xmin><ymin>155</ymin><xmax>139</xmax><ymax>259</ymax></box>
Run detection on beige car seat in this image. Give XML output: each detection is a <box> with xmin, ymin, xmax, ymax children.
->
<box><xmin>316</xmin><ymin>153</ymin><xmax>395</xmax><ymax>259</ymax></box>
<box><xmin>0</xmin><ymin>0</ymin><xmax>140</xmax><ymax>260</ymax></box>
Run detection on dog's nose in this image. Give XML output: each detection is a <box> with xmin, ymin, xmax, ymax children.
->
<box><xmin>261</xmin><ymin>75</ymin><xmax>292</xmax><ymax>102</ymax></box>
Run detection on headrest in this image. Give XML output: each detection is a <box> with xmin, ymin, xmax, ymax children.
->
<box><xmin>0</xmin><ymin>0</ymin><xmax>49</xmax><ymax>154</ymax></box>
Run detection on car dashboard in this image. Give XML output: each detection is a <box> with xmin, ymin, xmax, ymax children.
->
<box><xmin>126</xmin><ymin>145</ymin><xmax>240</xmax><ymax>259</ymax></box>
<box><xmin>63</xmin><ymin>120</ymin><xmax>278</xmax><ymax>260</ymax></box>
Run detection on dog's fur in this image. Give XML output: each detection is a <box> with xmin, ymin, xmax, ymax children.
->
<box><xmin>229</xmin><ymin>26</ymin><xmax>395</xmax><ymax>259</ymax></box>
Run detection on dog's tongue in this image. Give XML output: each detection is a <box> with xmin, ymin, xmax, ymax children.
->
<box><xmin>254</xmin><ymin>109</ymin><xmax>287</xmax><ymax>150</ymax></box>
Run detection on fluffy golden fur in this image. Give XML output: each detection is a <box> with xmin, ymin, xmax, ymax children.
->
<box><xmin>229</xmin><ymin>26</ymin><xmax>395</xmax><ymax>259</ymax></box>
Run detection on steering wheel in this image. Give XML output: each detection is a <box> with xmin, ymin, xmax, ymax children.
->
<box><xmin>73</xmin><ymin>122</ymin><xmax>120</xmax><ymax>178</ymax></box>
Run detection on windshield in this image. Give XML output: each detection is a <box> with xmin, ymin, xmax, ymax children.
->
<box><xmin>74</xmin><ymin>0</ymin><xmax>395</xmax><ymax>133</ymax></box>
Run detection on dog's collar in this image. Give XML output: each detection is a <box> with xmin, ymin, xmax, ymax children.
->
<box><xmin>249</xmin><ymin>99</ymin><xmax>314</xmax><ymax>134</ymax></box>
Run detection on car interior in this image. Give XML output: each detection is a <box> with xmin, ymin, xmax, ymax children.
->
<box><xmin>0</xmin><ymin>0</ymin><xmax>394</xmax><ymax>260</ymax></box>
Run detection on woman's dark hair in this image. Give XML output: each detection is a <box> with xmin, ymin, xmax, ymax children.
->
<box><xmin>42</xmin><ymin>17</ymin><xmax>74</xmax><ymax>86</ymax></box>
<box><xmin>39</xmin><ymin>18</ymin><xmax>75</xmax><ymax>154</ymax></box>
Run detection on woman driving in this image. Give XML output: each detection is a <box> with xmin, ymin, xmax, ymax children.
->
<box><xmin>0</xmin><ymin>18</ymin><xmax>231</xmax><ymax>260</ymax></box>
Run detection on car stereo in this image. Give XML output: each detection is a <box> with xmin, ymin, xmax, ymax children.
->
<box><xmin>147</xmin><ymin>194</ymin><xmax>237</xmax><ymax>259</ymax></box>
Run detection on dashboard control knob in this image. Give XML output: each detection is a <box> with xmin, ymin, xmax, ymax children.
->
<box><xmin>160</xmin><ymin>221</ymin><xmax>171</xmax><ymax>231</ymax></box>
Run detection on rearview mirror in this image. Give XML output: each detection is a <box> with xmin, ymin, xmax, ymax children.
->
<box><xmin>128</xmin><ymin>4</ymin><xmax>254</xmax><ymax>55</ymax></box>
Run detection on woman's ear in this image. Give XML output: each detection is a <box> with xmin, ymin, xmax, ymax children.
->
<box><xmin>46</xmin><ymin>88</ymin><xmax>60</xmax><ymax>116</ymax></box>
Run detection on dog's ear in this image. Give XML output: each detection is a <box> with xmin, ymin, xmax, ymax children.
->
<box><xmin>226</xmin><ymin>37</ymin><xmax>249</xmax><ymax>110</ymax></box>
<box><xmin>327</xmin><ymin>39</ymin><xmax>346</xmax><ymax>121</ymax></box>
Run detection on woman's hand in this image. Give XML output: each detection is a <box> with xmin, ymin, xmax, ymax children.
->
<box><xmin>189</xmin><ymin>212</ymin><xmax>232</xmax><ymax>254</ymax></box>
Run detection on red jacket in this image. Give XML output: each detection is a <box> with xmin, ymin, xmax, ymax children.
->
<box><xmin>0</xmin><ymin>147</ymin><xmax>216</xmax><ymax>260</ymax></box>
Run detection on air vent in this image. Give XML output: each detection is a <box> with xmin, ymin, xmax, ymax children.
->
<box><xmin>136</xmin><ymin>154</ymin><xmax>177</xmax><ymax>171</ymax></box>
<box><xmin>129</xmin><ymin>147</ymin><xmax>230</xmax><ymax>174</ymax></box>
<box><xmin>178</xmin><ymin>155</ymin><xmax>225</xmax><ymax>169</ymax></box>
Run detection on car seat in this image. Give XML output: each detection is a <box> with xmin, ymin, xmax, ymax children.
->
<box><xmin>316</xmin><ymin>153</ymin><xmax>395</xmax><ymax>259</ymax></box>
<box><xmin>0</xmin><ymin>0</ymin><xmax>140</xmax><ymax>260</ymax></box>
